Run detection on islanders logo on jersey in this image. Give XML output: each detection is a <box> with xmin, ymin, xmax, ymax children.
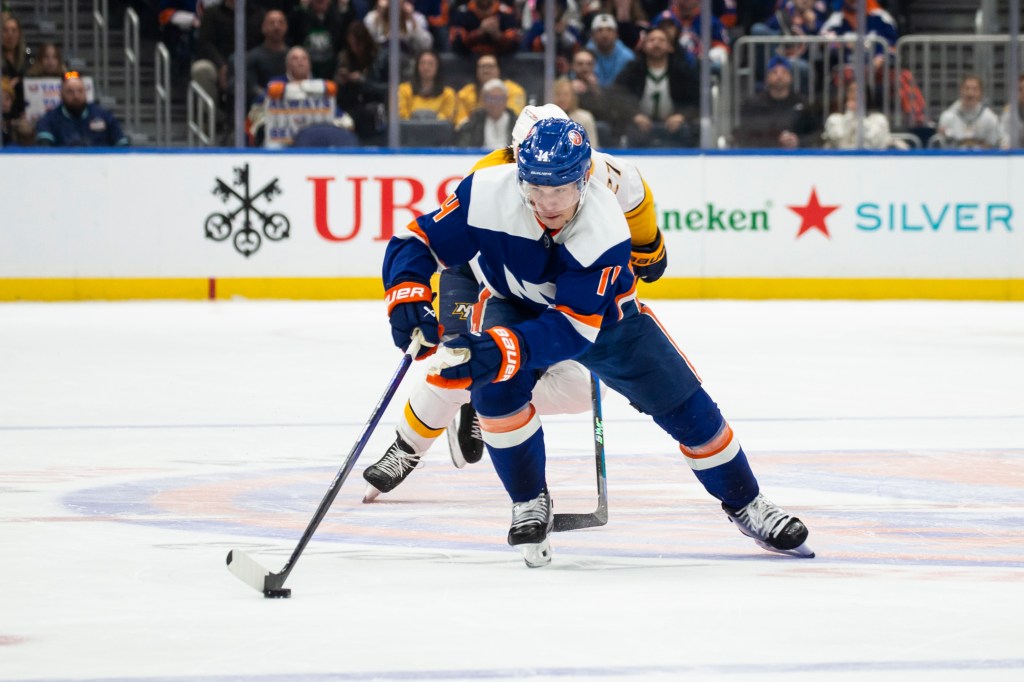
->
<box><xmin>567</xmin><ymin>129</ymin><xmax>583</xmax><ymax>146</ymax></box>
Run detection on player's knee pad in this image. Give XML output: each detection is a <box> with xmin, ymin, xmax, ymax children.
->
<box><xmin>532</xmin><ymin>360</ymin><xmax>595</xmax><ymax>415</ymax></box>
<box><xmin>653</xmin><ymin>388</ymin><xmax>741</xmax><ymax>471</ymax></box>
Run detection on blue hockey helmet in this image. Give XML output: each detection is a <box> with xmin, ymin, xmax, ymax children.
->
<box><xmin>516</xmin><ymin>118</ymin><xmax>592</xmax><ymax>188</ymax></box>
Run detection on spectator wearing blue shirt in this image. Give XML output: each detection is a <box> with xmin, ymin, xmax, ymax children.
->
<box><xmin>35</xmin><ymin>72</ymin><xmax>129</xmax><ymax>147</ymax></box>
<box><xmin>585</xmin><ymin>14</ymin><xmax>634</xmax><ymax>89</ymax></box>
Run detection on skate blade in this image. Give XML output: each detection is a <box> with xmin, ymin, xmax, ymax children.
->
<box><xmin>362</xmin><ymin>483</ymin><xmax>382</xmax><ymax>503</ymax></box>
<box><xmin>754</xmin><ymin>538</ymin><xmax>815</xmax><ymax>559</ymax></box>
<box><xmin>447</xmin><ymin>430</ymin><xmax>467</xmax><ymax>469</ymax></box>
<box><xmin>516</xmin><ymin>538</ymin><xmax>552</xmax><ymax>568</ymax></box>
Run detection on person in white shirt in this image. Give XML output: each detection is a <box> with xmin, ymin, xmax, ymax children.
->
<box><xmin>822</xmin><ymin>81</ymin><xmax>905</xmax><ymax>149</ymax></box>
<box><xmin>936</xmin><ymin>74</ymin><xmax>1001</xmax><ymax>149</ymax></box>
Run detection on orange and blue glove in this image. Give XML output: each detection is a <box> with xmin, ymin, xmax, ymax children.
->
<box><xmin>385</xmin><ymin>282</ymin><xmax>438</xmax><ymax>360</ymax></box>
<box><xmin>426</xmin><ymin>327</ymin><xmax>526</xmax><ymax>390</ymax></box>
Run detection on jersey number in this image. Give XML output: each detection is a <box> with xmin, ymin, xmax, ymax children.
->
<box><xmin>603</xmin><ymin>161</ymin><xmax>622</xmax><ymax>194</ymax></box>
<box><xmin>433</xmin><ymin>193</ymin><xmax>460</xmax><ymax>222</ymax></box>
<box><xmin>596</xmin><ymin>266</ymin><xmax>622</xmax><ymax>296</ymax></box>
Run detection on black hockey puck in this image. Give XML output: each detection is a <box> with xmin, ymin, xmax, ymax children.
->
<box><xmin>264</xmin><ymin>588</ymin><xmax>292</xmax><ymax>599</ymax></box>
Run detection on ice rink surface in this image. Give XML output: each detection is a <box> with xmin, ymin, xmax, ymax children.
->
<box><xmin>1</xmin><ymin>299</ymin><xmax>1022</xmax><ymax>682</ymax></box>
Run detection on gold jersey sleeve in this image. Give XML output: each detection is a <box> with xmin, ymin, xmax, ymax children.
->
<box><xmin>623</xmin><ymin>177</ymin><xmax>658</xmax><ymax>246</ymax></box>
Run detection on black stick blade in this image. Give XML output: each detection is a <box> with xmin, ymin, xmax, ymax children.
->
<box><xmin>552</xmin><ymin>511</ymin><xmax>608</xmax><ymax>532</ymax></box>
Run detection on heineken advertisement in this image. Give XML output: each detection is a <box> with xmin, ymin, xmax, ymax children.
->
<box><xmin>659</xmin><ymin>203</ymin><xmax>771</xmax><ymax>232</ymax></box>
<box><xmin>0</xmin><ymin>151</ymin><xmax>1021</xmax><ymax>301</ymax></box>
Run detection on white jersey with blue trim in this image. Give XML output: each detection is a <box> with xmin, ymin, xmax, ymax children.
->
<box><xmin>383</xmin><ymin>162</ymin><xmax>638</xmax><ymax>371</ymax></box>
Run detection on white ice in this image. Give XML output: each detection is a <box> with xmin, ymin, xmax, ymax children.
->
<box><xmin>1</xmin><ymin>300</ymin><xmax>1022</xmax><ymax>682</ymax></box>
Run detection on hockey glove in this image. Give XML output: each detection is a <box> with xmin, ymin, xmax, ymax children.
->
<box><xmin>385</xmin><ymin>282</ymin><xmax>439</xmax><ymax>359</ymax></box>
<box><xmin>426</xmin><ymin>327</ymin><xmax>525</xmax><ymax>390</ymax></box>
<box><xmin>630</xmin><ymin>230</ymin><xmax>668</xmax><ymax>283</ymax></box>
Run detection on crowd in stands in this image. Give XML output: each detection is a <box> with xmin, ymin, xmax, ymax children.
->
<box><xmin>1</xmin><ymin>1</ymin><xmax>1022</xmax><ymax>149</ymax></box>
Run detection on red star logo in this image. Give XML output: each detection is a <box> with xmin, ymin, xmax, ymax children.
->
<box><xmin>788</xmin><ymin>188</ymin><xmax>840</xmax><ymax>239</ymax></box>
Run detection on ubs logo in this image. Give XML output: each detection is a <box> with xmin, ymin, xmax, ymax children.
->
<box><xmin>206</xmin><ymin>164</ymin><xmax>290</xmax><ymax>257</ymax></box>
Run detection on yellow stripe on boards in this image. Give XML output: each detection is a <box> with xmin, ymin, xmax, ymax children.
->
<box><xmin>0</xmin><ymin>278</ymin><xmax>209</xmax><ymax>301</ymax></box>
<box><xmin>1</xmin><ymin>278</ymin><xmax>1022</xmax><ymax>302</ymax></box>
<box><xmin>637</xmin><ymin>278</ymin><xmax>1024</xmax><ymax>301</ymax></box>
<box><xmin>214</xmin><ymin>278</ymin><xmax>382</xmax><ymax>300</ymax></box>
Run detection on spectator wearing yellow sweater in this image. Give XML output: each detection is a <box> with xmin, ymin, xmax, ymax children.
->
<box><xmin>398</xmin><ymin>49</ymin><xmax>458</xmax><ymax>123</ymax></box>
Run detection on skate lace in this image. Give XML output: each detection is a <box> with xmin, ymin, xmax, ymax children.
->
<box><xmin>469</xmin><ymin>413</ymin><xmax>482</xmax><ymax>440</ymax></box>
<box><xmin>511</xmin><ymin>491</ymin><xmax>551</xmax><ymax>529</ymax></box>
<box><xmin>740</xmin><ymin>494</ymin><xmax>791</xmax><ymax>539</ymax></box>
<box><xmin>375</xmin><ymin>443</ymin><xmax>420</xmax><ymax>479</ymax></box>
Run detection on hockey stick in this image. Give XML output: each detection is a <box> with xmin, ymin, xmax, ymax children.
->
<box><xmin>552</xmin><ymin>373</ymin><xmax>608</xmax><ymax>532</ymax></box>
<box><xmin>226</xmin><ymin>334</ymin><xmax>424</xmax><ymax>598</ymax></box>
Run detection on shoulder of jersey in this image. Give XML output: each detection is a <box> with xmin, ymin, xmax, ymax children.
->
<box><xmin>561</xmin><ymin>185</ymin><xmax>629</xmax><ymax>267</ymax></box>
<box><xmin>464</xmin><ymin>164</ymin><xmax>542</xmax><ymax>239</ymax></box>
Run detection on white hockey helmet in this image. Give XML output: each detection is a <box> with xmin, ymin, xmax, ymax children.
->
<box><xmin>511</xmin><ymin>103</ymin><xmax>569</xmax><ymax>152</ymax></box>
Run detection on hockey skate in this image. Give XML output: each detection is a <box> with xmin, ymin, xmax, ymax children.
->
<box><xmin>508</xmin><ymin>488</ymin><xmax>554</xmax><ymax>568</ymax></box>
<box><xmin>448</xmin><ymin>403</ymin><xmax>484</xmax><ymax>468</ymax></box>
<box><xmin>362</xmin><ymin>435</ymin><xmax>421</xmax><ymax>503</ymax></box>
<box><xmin>723</xmin><ymin>493</ymin><xmax>815</xmax><ymax>558</ymax></box>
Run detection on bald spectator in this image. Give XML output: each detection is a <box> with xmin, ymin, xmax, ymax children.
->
<box><xmin>35</xmin><ymin>72</ymin><xmax>129</xmax><ymax>147</ymax></box>
<box><xmin>457</xmin><ymin>78</ymin><xmax>515</xmax><ymax>147</ymax></box>
<box><xmin>254</xmin><ymin>46</ymin><xmax>351</xmax><ymax>148</ymax></box>
<box><xmin>239</xmin><ymin>10</ymin><xmax>290</xmax><ymax>106</ymax></box>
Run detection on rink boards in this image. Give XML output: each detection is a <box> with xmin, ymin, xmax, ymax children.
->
<box><xmin>1</xmin><ymin>149</ymin><xmax>1023</xmax><ymax>301</ymax></box>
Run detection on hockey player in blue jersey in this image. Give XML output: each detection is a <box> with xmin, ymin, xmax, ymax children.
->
<box><xmin>363</xmin><ymin>104</ymin><xmax>665</xmax><ymax>500</ymax></box>
<box><xmin>382</xmin><ymin>118</ymin><xmax>813</xmax><ymax>566</ymax></box>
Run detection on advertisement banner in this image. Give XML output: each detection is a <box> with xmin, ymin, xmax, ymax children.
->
<box><xmin>0</xmin><ymin>151</ymin><xmax>1020</xmax><ymax>300</ymax></box>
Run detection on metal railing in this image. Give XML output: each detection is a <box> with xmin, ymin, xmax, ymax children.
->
<box><xmin>91</xmin><ymin>0</ymin><xmax>109</xmax><ymax>95</ymax></box>
<box><xmin>155</xmin><ymin>43</ymin><xmax>173</xmax><ymax>147</ymax></box>
<box><xmin>894</xmin><ymin>34</ymin><xmax>1024</xmax><ymax>128</ymax></box>
<box><xmin>123</xmin><ymin>8</ymin><xmax>141</xmax><ymax>136</ymax></box>
<box><xmin>63</xmin><ymin>0</ymin><xmax>83</xmax><ymax>69</ymax></box>
<box><xmin>187</xmin><ymin>81</ymin><xmax>217</xmax><ymax>147</ymax></box>
<box><xmin>729</xmin><ymin>35</ymin><xmax>892</xmax><ymax>141</ymax></box>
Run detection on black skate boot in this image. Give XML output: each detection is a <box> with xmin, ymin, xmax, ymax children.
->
<box><xmin>508</xmin><ymin>487</ymin><xmax>554</xmax><ymax>568</ymax></box>
<box><xmin>362</xmin><ymin>435</ymin><xmax>421</xmax><ymax>503</ymax></box>
<box><xmin>448</xmin><ymin>403</ymin><xmax>484</xmax><ymax>468</ymax></box>
<box><xmin>723</xmin><ymin>493</ymin><xmax>814</xmax><ymax>558</ymax></box>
